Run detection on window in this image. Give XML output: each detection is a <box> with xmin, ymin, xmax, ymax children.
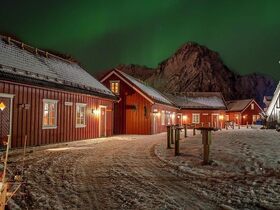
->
<box><xmin>192</xmin><ymin>113</ymin><xmax>200</xmax><ymax>124</ymax></box>
<box><xmin>161</xmin><ymin>110</ymin><xmax>165</xmax><ymax>125</ymax></box>
<box><xmin>110</xmin><ymin>81</ymin><xmax>120</xmax><ymax>95</ymax></box>
<box><xmin>76</xmin><ymin>103</ymin><xmax>86</xmax><ymax>128</ymax></box>
<box><xmin>43</xmin><ymin>99</ymin><xmax>58</xmax><ymax>129</ymax></box>
<box><xmin>251</xmin><ymin>103</ymin><xmax>255</xmax><ymax>110</ymax></box>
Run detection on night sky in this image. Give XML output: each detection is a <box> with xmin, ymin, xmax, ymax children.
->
<box><xmin>0</xmin><ymin>0</ymin><xmax>279</xmax><ymax>79</ymax></box>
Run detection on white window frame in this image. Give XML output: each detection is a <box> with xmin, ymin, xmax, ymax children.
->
<box><xmin>110</xmin><ymin>80</ymin><xmax>120</xmax><ymax>95</ymax></box>
<box><xmin>42</xmin><ymin>99</ymin><xmax>58</xmax><ymax>129</ymax></box>
<box><xmin>192</xmin><ymin>113</ymin><xmax>200</xmax><ymax>124</ymax></box>
<box><xmin>76</xmin><ymin>103</ymin><xmax>87</xmax><ymax>128</ymax></box>
<box><xmin>251</xmin><ymin>103</ymin><xmax>255</xmax><ymax>110</ymax></box>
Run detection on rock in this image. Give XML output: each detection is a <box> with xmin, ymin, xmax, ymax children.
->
<box><xmin>220</xmin><ymin>204</ymin><xmax>236</xmax><ymax>210</ymax></box>
<box><xmin>112</xmin><ymin>42</ymin><xmax>276</xmax><ymax>105</ymax></box>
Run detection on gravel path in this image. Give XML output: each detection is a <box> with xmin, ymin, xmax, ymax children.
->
<box><xmin>10</xmin><ymin>134</ymin><xmax>218</xmax><ymax>210</ymax></box>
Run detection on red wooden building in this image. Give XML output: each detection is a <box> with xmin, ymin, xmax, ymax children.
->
<box><xmin>226</xmin><ymin>99</ymin><xmax>263</xmax><ymax>125</ymax></box>
<box><xmin>166</xmin><ymin>92</ymin><xmax>227</xmax><ymax>128</ymax></box>
<box><xmin>0</xmin><ymin>36</ymin><xmax>116</xmax><ymax>148</ymax></box>
<box><xmin>100</xmin><ymin>69</ymin><xmax>178</xmax><ymax>134</ymax></box>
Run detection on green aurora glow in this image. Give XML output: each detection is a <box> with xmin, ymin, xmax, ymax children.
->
<box><xmin>0</xmin><ymin>0</ymin><xmax>280</xmax><ymax>79</ymax></box>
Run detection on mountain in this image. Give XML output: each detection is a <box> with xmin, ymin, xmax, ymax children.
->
<box><xmin>109</xmin><ymin>42</ymin><xmax>277</xmax><ymax>107</ymax></box>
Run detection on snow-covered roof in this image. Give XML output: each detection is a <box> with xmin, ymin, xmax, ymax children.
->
<box><xmin>226</xmin><ymin>99</ymin><xmax>254</xmax><ymax>112</ymax></box>
<box><xmin>0</xmin><ymin>36</ymin><xmax>114</xmax><ymax>97</ymax></box>
<box><xmin>166</xmin><ymin>92</ymin><xmax>226</xmax><ymax>109</ymax></box>
<box><xmin>116</xmin><ymin>70</ymin><xmax>173</xmax><ymax>105</ymax></box>
<box><xmin>266</xmin><ymin>81</ymin><xmax>280</xmax><ymax>118</ymax></box>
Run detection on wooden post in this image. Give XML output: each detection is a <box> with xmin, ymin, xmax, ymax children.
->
<box><xmin>247</xmin><ymin>122</ymin><xmax>249</xmax><ymax>129</ymax></box>
<box><xmin>184</xmin><ymin>124</ymin><xmax>187</xmax><ymax>138</ymax></box>
<box><xmin>193</xmin><ymin>127</ymin><xmax>196</xmax><ymax>136</ymax></box>
<box><xmin>175</xmin><ymin>128</ymin><xmax>180</xmax><ymax>156</ymax></box>
<box><xmin>170</xmin><ymin>126</ymin><xmax>174</xmax><ymax>144</ymax></box>
<box><xmin>201</xmin><ymin>130</ymin><xmax>211</xmax><ymax>165</ymax></box>
<box><xmin>0</xmin><ymin>135</ymin><xmax>11</xmax><ymax>210</ymax></box>
<box><xmin>166</xmin><ymin>126</ymin><xmax>171</xmax><ymax>149</ymax></box>
<box><xmin>238</xmin><ymin>124</ymin><xmax>241</xmax><ymax>129</ymax></box>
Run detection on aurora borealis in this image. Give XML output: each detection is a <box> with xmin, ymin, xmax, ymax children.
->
<box><xmin>0</xmin><ymin>0</ymin><xmax>279</xmax><ymax>79</ymax></box>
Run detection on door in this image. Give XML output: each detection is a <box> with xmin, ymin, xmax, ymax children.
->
<box><xmin>153</xmin><ymin>114</ymin><xmax>158</xmax><ymax>134</ymax></box>
<box><xmin>0</xmin><ymin>97</ymin><xmax>11</xmax><ymax>147</ymax></box>
<box><xmin>100</xmin><ymin>106</ymin><xmax>106</xmax><ymax>137</ymax></box>
<box><xmin>212</xmin><ymin>114</ymin><xmax>219</xmax><ymax>128</ymax></box>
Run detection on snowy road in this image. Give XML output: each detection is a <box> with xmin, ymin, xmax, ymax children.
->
<box><xmin>12</xmin><ymin>134</ymin><xmax>218</xmax><ymax>210</ymax></box>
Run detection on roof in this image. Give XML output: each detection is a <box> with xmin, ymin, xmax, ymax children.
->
<box><xmin>104</xmin><ymin>69</ymin><xmax>174</xmax><ymax>106</ymax></box>
<box><xmin>0</xmin><ymin>36</ymin><xmax>115</xmax><ymax>98</ymax></box>
<box><xmin>266</xmin><ymin>81</ymin><xmax>280</xmax><ymax>118</ymax></box>
<box><xmin>165</xmin><ymin>92</ymin><xmax>227</xmax><ymax>110</ymax></box>
<box><xmin>226</xmin><ymin>99</ymin><xmax>254</xmax><ymax>112</ymax></box>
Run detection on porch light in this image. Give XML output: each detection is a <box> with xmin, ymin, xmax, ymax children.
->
<box><xmin>92</xmin><ymin>109</ymin><xmax>100</xmax><ymax>116</ymax></box>
<box><xmin>0</xmin><ymin>102</ymin><xmax>6</xmax><ymax>111</ymax></box>
<box><xmin>243</xmin><ymin>115</ymin><xmax>246</xmax><ymax>119</ymax></box>
<box><xmin>219</xmin><ymin>115</ymin><xmax>224</xmax><ymax>120</ymax></box>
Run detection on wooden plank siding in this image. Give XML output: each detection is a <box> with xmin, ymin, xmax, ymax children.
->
<box><xmin>0</xmin><ymin>80</ymin><xmax>114</xmax><ymax>148</ymax></box>
<box><xmin>178</xmin><ymin>109</ymin><xmax>226</xmax><ymax>128</ymax></box>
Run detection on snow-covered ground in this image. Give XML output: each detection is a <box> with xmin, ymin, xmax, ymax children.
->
<box><xmin>7</xmin><ymin>128</ymin><xmax>280</xmax><ymax>209</ymax></box>
<box><xmin>155</xmin><ymin>128</ymin><xmax>280</xmax><ymax>209</ymax></box>
<box><xmin>9</xmin><ymin>134</ymin><xmax>217</xmax><ymax>210</ymax></box>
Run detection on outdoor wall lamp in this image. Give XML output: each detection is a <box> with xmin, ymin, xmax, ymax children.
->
<box><xmin>92</xmin><ymin>108</ymin><xmax>100</xmax><ymax>116</ymax></box>
<box><xmin>0</xmin><ymin>102</ymin><xmax>6</xmax><ymax>111</ymax></box>
<box><xmin>219</xmin><ymin>115</ymin><xmax>224</xmax><ymax>120</ymax></box>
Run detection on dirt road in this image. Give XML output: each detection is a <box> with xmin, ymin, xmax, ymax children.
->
<box><xmin>12</xmin><ymin>134</ymin><xmax>218</xmax><ymax>210</ymax></box>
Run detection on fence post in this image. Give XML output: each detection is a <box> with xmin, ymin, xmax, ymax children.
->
<box><xmin>184</xmin><ymin>124</ymin><xmax>187</xmax><ymax>138</ymax></box>
<box><xmin>166</xmin><ymin>126</ymin><xmax>171</xmax><ymax>149</ymax></box>
<box><xmin>175</xmin><ymin>128</ymin><xmax>180</xmax><ymax>156</ymax></box>
<box><xmin>170</xmin><ymin>126</ymin><xmax>174</xmax><ymax>144</ymax></box>
<box><xmin>200</xmin><ymin>129</ymin><xmax>212</xmax><ymax>165</ymax></box>
<box><xmin>193</xmin><ymin>127</ymin><xmax>196</xmax><ymax>136</ymax></box>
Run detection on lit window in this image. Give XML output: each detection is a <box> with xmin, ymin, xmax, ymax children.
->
<box><xmin>161</xmin><ymin>110</ymin><xmax>165</xmax><ymax>125</ymax></box>
<box><xmin>76</xmin><ymin>103</ymin><xmax>86</xmax><ymax>127</ymax></box>
<box><xmin>110</xmin><ymin>81</ymin><xmax>120</xmax><ymax>95</ymax></box>
<box><xmin>251</xmin><ymin>103</ymin><xmax>255</xmax><ymax>110</ymax></box>
<box><xmin>192</xmin><ymin>113</ymin><xmax>200</xmax><ymax>124</ymax></box>
<box><xmin>43</xmin><ymin>99</ymin><xmax>58</xmax><ymax>129</ymax></box>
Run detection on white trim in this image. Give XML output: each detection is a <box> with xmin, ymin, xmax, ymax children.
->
<box><xmin>75</xmin><ymin>103</ymin><xmax>87</xmax><ymax>128</ymax></box>
<box><xmin>101</xmin><ymin>70</ymin><xmax>155</xmax><ymax>104</ymax></box>
<box><xmin>99</xmin><ymin>105</ymin><xmax>107</xmax><ymax>137</ymax></box>
<box><xmin>42</xmin><ymin>99</ymin><xmax>58</xmax><ymax>129</ymax></box>
<box><xmin>0</xmin><ymin>93</ymin><xmax>14</xmax><ymax>98</ymax></box>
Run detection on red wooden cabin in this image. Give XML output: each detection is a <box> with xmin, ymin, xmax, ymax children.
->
<box><xmin>0</xmin><ymin>36</ymin><xmax>116</xmax><ymax>148</ymax></box>
<box><xmin>226</xmin><ymin>99</ymin><xmax>263</xmax><ymax>125</ymax></box>
<box><xmin>166</xmin><ymin>92</ymin><xmax>227</xmax><ymax>129</ymax></box>
<box><xmin>100</xmin><ymin>69</ymin><xmax>178</xmax><ymax>134</ymax></box>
